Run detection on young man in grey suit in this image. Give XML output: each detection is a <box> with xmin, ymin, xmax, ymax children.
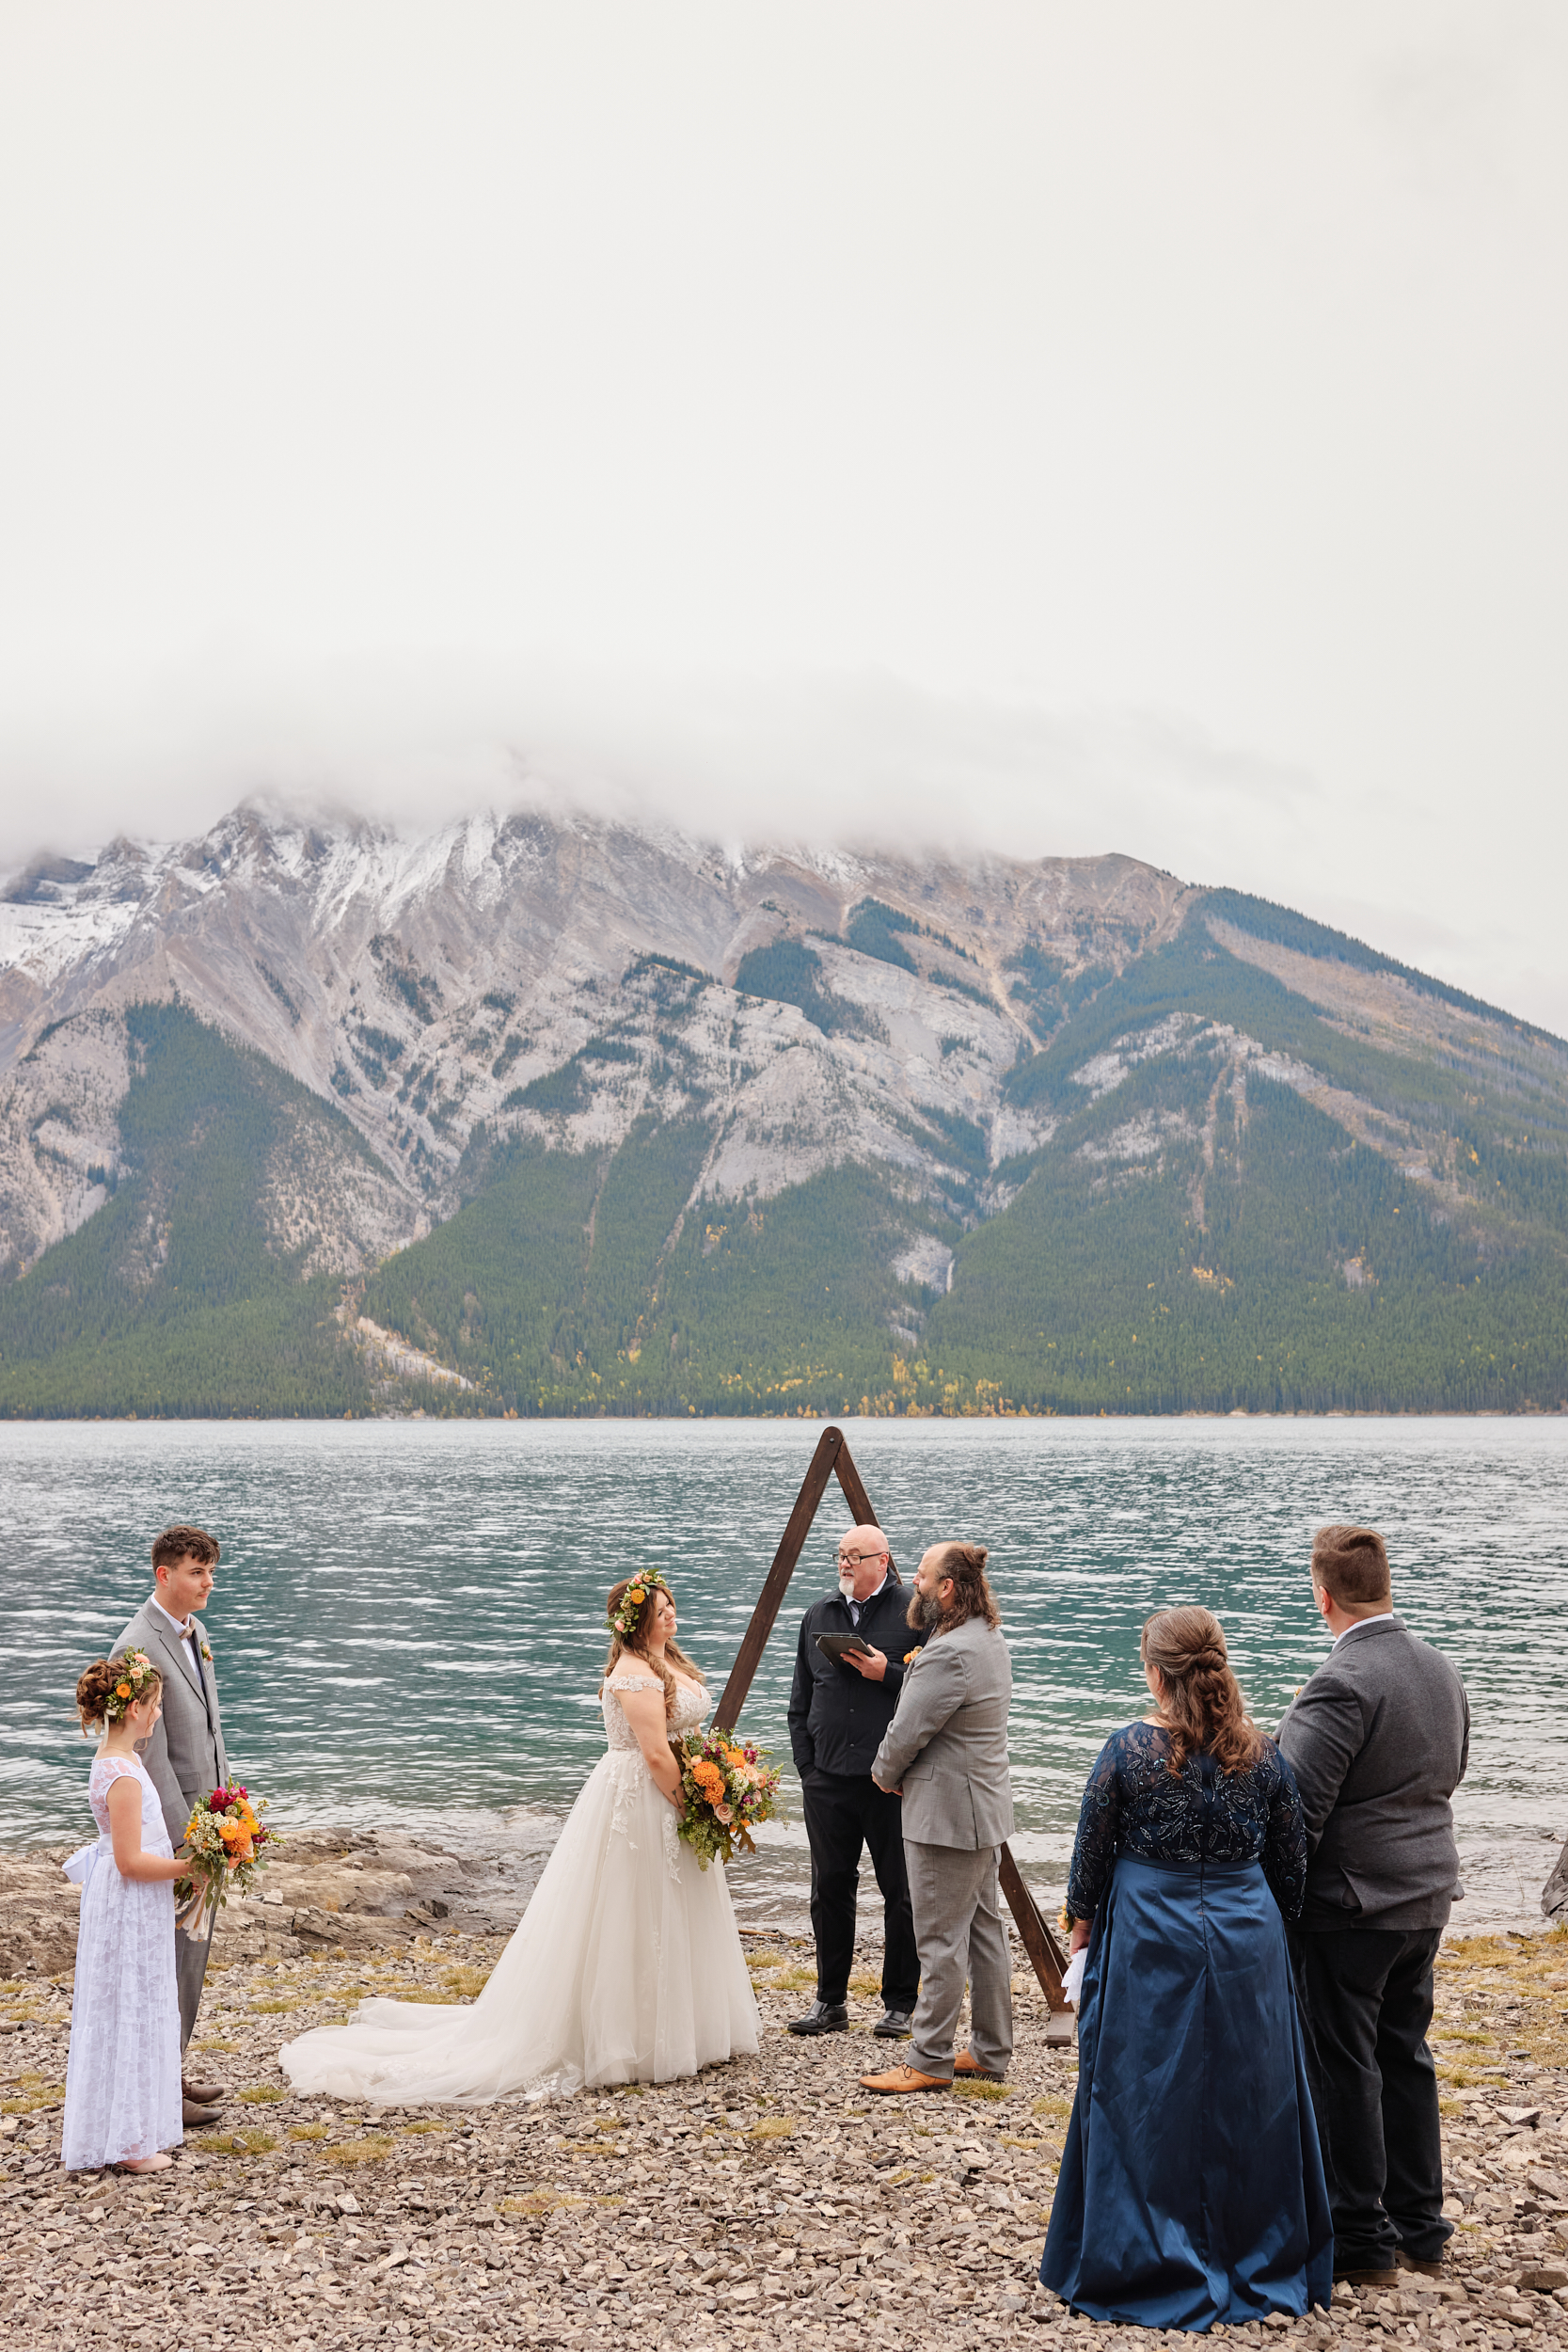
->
<box><xmin>115</xmin><ymin>1523</ymin><xmax>230</xmax><ymax>2128</ymax></box>
<box><xmin>861</xmin><ymin>1541</ymin><xmax>1015</xmax><ymax>2094</ymax></box>
<box><xmin>1278</xmin><ymin>1525</ymin><xmax>1469</xmax><ymax>2289</ymax></box>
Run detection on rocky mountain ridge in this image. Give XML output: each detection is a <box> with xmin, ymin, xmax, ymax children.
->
<box><xmin>1</xmin><ymin>804</ymin><xmax>1564</xmax><ymax>1417</ymax></box>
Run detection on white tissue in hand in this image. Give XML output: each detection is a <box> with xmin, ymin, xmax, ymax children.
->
<box><xmin>1062</xmin><ymin>1948</ymin><xmax>1087</xmax><ymax>2009</ymax></box>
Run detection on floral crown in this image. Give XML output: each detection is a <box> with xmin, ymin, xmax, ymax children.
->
<box><xmin>607</xmin><ymin>1580</ymin><xmax>669</xmax><ymax>1642</ymax></box>
<box><xmin>103</xmin><ymin>1650</ymin><xmax>157</xmax><ymax>1722</ymax></box>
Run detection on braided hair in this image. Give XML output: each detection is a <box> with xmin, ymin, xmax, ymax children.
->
<box><xmin>1140</xmin><ymin>1606</ymin><xmax>1261</xmax><ymax>1778</ymax></box>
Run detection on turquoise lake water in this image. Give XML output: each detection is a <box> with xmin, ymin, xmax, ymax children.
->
<box><xmin>2</xmin><ymin>1417</ymin><xmax>1564</xmax><ymax>1920</ymax></box>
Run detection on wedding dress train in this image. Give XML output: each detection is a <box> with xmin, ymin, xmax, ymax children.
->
<box><xmin>279</xmin><ymin>1677</ymin><xmax>759</xmax><ymax>2103</ymax></box>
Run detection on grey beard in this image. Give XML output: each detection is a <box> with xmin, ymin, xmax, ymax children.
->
<box><xmin>908</xmin><ymin>1589</ymin><xmax>944</xmax><ymax>1630</ymax></box>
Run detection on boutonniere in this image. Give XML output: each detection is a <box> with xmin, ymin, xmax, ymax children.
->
<box><xmin>200</xmin><ymin>1642</ymin><xmax>213</xmax><ymax>1661</ymax></box>
<box><xmin>903</xmin><ymin>1648</ymin><xmax>921</xmax><ymax>1666</ymax></box>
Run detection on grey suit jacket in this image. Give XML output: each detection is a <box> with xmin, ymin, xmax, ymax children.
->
<box><xmin>114</xmin><ymin>1598</ymin><xmax>229</xmax><ymax>1850</ymax></box>
<box><xmin>1276</xmin><ymin>1613</ymin><xmax>1469</xmax><ymax>1931</ymax></box>
<box><xmin>872</xmin><ymin>1614</ymin><xmax>1015</xmax><ymax>1851</ymax></box>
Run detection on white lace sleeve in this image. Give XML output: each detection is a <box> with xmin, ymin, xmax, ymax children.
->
<box><xmin>608</xmin><ymin>1676</ymin><xmax>663</xmax><ymax>1693</ymax></box>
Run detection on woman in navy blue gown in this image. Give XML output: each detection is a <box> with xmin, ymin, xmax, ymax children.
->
<box><xmin>1040</xmin><ymin>1606</ymin><xmax>1333</xmax><ymax>2330</ymax></box>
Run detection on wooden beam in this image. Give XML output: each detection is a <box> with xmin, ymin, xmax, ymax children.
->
<box><xmin>998</xmin><ymin>1843</ymin><xmax>1076</xmax><ymax>2042</ymax></box>
<box><xmin>712</xmin><ymin>1424</ymin><xmax>845</xmax><ymax>1731</ymax></box>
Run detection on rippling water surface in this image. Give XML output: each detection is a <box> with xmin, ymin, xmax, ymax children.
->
<box><xmin>3</xmin><ymin>1418</ymin><xmax>1565</xmax><ymax>1915</ymax></box>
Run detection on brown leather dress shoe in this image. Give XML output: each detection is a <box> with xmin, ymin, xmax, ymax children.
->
<box><xmin>1395</xmin><ymin>2249</ymin><xmax>1445</xmax><ymax>2280</ymax></box>
<box><xmin>954</xmin><ymin>2050</ymin><xmax>1006</xmax><ymax>2082</ymax></box>
<box><xmin>182</xmin><ymin>2096</ymin><xmax>224</xmax><ymax>2128</ymax></box>
<box><xmin>859</xmin><ymin>2064</ymin><xmax>950</xmax><ymax>2094</ymax></box>
<box><xmin>182</xmin><ymin>2074</ymin><xmax>224</xmax><ymax>2106</ymax></box>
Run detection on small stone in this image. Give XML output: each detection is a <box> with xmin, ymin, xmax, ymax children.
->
<box><xmin>1516</xmin><ymin>2266</ymin><xmax>1568</xmax><ymax>2293</ymax></box>
<box><xmin>1498</xmin><ymin>2108</ymin><xmax>1543</xmax><ymax>2129</ymax></box>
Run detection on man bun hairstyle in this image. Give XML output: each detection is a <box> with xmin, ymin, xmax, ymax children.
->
<box><xmin>932</xmin><ymin>1542</ymin><xmax>1001</xmax><ymax>1631</ymax></box>
<box><xmin>1311</xmin><ymin>1524</ymin><xmax>1390</xmax><ymax>1608</ymax></box>
<box><xmin>1141</xmin><ymin>1606</ymin><xmax>1262</xmax><ymax>1779</ymax></box>
<box><xmin>151</xmin><ymin>1523</ymin><xmax>219</xmax><ymax>1572</ymax></box>
<box><xmin>77</xmin><ymin>1650</ymin><xmax>164</xmax><ymax>1732</ymax></box>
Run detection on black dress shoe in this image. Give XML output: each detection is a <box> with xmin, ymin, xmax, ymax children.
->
<box><xmin>873</xmin><ymin>2010</ymin><xmax>914</xmax><ymax>2039</ymax></box>
<box><xmin>787</xmin><ymin>2000</ymin><xmax>849</xmax><ymax>2036</ymax></box>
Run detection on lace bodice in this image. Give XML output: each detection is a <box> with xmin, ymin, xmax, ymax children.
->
<box><xmin>1066</xmin><ymin>1721</ymin><xmax>1307</xmax><ymax>1924</ymax></box>
<box><xmin>602</xmin><ymin>1676</ymin><xmax>708</xmax><ymax>1752</ymax></box>
<box><xmin>87</xmin><ymin>1756</ymin><xmax>171</xmax><ymax>1855</ymax></box>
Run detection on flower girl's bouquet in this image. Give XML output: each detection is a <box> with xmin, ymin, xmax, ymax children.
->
<box><xmin>175</xmin><ymin>1784</ymin><xmax>282</xmax><ymax>1941</ymax></box>
<box><xmin>673</xmin><ymin>1731</ymin><xmax>782</xmax><ymax>1869</ymax></box>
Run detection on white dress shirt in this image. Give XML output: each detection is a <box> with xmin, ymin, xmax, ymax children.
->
<box><xmin>1333</xmin><ymin>1610</ymin><xmax>1396</xmax><ymax>1648</ymax></box>
<box><xmin>846</xmin><ymin>1568</ymin><xmax>889</xmax><ymax>1629</ymax></box>
<box><xmin>150</xmin><ymin>1594</ymin><xmax>203</xmax><ymax>1684</ymax></box>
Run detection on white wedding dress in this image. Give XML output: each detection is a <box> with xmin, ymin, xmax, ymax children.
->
<box><xmin>60</xmin><ymin>1757</ymin><xmax>183</xmax><ymax>2170</ymax></box>
<box><xmin>280</xmin><ymin>1676</ymin><xmax>758</xmax><ymax>2104</ymax></box>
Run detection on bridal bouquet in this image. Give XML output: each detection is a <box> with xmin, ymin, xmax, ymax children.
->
<box><xmin>673</xmin><ymin>1732</ymin><xmax>782</xmax><ymax>1869</ymax></box>
<box><xmin>175</xmin><ymin>1784</ymin><xmax>282</xmax><ymax>1939</ymax></box>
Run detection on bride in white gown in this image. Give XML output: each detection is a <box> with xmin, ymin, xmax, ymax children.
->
<box><xmin>280</xmin><ymin>1578</ymin><xmax>758</xmax><ymax>2104</ymax></box>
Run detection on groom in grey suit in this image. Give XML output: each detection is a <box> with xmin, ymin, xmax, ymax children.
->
<box><xmin>862</xmin><ymin>1541</ymin><xmax>1015</xmax><ymax>2093</ymax></box>
<box><xmin>115</xmin><ymin>1522</ymin><xmax>229</xmax><ymax>2124</ymax></box>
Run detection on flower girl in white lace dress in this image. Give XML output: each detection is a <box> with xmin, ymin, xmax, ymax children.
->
<box><xmin>61</xmin><ymin>1653</ymin><xmax>188</xmax><ymax>2173</ymax></box>
<box><xmin>282</xmin><ymin>1579</ymin><xmax>759</xmax><ymax>2105</ymax></box>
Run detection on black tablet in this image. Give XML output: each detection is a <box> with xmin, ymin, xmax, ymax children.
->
<box><xmin>816</xmin><ymin>1632</ymin><xmax>871</xmax><ymax>1661</ymax></box>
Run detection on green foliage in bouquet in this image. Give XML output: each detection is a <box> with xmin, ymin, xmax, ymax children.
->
<box><xmin>673</xmin><ymin>1730</ymin><xmax>783</xmax><ymax>1871</ymax></box>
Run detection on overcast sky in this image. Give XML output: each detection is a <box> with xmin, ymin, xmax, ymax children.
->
<box><xmin>2</xmin><ymin>5</ymin><xmax>1564</xmax><ymax>1026</ymax></box>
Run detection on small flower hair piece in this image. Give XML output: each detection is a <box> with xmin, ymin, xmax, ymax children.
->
<box><xmin>607</xmin><ymin>1580</ymin><xmax>670</xmax><ymax>1641</ymax></box>
<box><xmin>104</xmin><ymin>1650</ymin><xmax>156</xmax><ymax>1722</ymax></box>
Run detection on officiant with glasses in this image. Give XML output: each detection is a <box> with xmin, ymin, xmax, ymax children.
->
<box><xmin>786</xmin><ymin>1526</ymin><xmax>927</xmax><ymax>2041</ymax></box>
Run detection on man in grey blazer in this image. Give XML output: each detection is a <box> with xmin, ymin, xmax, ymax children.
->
<box><xmin>861</xmin><ymin>1541</ymin><xmax>1014</xmax><ymax>2094</ymax></box>
<box><xmin>116</xmin><ymin>1522</ymin><xmax>230</xmax><ymax>2125</ymax></box>
<box><xmin>1278</xmin><ymin>1524</ymin><xmax>1469</xmax><ymax>2288</ymax></box>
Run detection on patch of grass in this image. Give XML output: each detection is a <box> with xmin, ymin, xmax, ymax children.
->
<box><xmin>191</xmin><ymin>2038</ymin><xmax>238</xmax><ymax>2054</ymax></box>
<box><xmin>321</xmin><ymin>2134</ymin><xmax>395</xmax><ymax>2168</ymax></box>
<box><xmin>847</xmin><ymin>1971</ymin><xmax>883</xmax><ymax>1997</ymax></box>
<box><xmin>1443</xmin><ymin>1938</ymin><xmax>1513</xmax><ymax>1970</ymax></box>
<box><xmin>748</xmin><ymin>2117</ymin><xmax>795</xmax><ymax>2139</ymax></box>
<box><xmin>745</xmin><ymin>1948</ymin><xmax>789</xmax><ymax>1973</ymax></box>
<box><xmin>378</xmin><ymin>1985</ymin><xmax>454</xmax><ymax>2004</ymax></box>
<box><xmin>919</xmin><ymin>2169</ymin><xmax>937</xmax><ymax>2185</ymax></box>
<box><xmin>1001</xmin><ymin>2137</ymin><xmax>1048</xmax><ymax>2151</ymax></box>
<box><xmin>237</xmin><ymin>2086</ymin><xmax>285</xmax><ymax>2106</ymax></box>
<box><xmin>1435</xmin><ymin>2030</ymin><xmax>1496</xmax><ymax>2047</ymax></box>
<box><xmin>760</xmin><ymin>1965</ymin><xmax>816</xmax><ymax>1992</ymax></box>
<box><xmin>288</xmin><ymin>2122</ymin><xmax>332</xmax><ymax>2143</ymax></box>
<box><xmin>880</xmin><ymin>2168</ymin><xmax>914</xmax><ymax>2185</ymax></box>
<box><xmin>441</xmin><ymin>1966</ymin><xmax>492</xmax><ymax>2000</ymax></box>
<box><xmin>954</xmin><ymin>2078</ymin><xmax>1010</xmax><ymax>2101</ymax></box>
<box><xmin>1439</xmin><ymin>2098</ymin><xmax>1473</xmax><ymax>2118</ymax></box>
<box><xmin>214</xmin><ymin>2126</ymin><xmax>277</xmax><ymax>2156</ymax></box>
<box><xmin>398</xmin><ymin>2120</ymin><xmax>449</xmax><ymax>2137</ymax></box>
<box><xmin>502</xmin><ymin>2193</ymin><xmax>562</xmax><ymax>2215</ymax></box>
<box><xmin>249</xmin><ymin>1997</ymin><xmax>300</xmax><ymax>2014</ymax></box>
<box><xmin>2</xmin><ymin>2078</ymin><xmax>64</xmax><ymax>2116</ymax></box>
<box><xmin>1032</xmin><ymin>2095</ymin><xmax>1073</xmax><ymax>2122</ymax></box>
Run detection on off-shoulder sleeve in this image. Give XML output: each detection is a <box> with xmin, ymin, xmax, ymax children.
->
<box><xmin>1259</xmin><ymin>1741</ymin><xmax>1308</xmax><ymax>1922</ymax></box>
<box><xmin>1066</xmin><ymin>1733</ymin><xmax>1126</xmax><ymax>1921</ymax></box>
<box><xmin>607</xmin><ymin>1677</ymin><xmax>663</xmax><ymax>1694</ymax></box>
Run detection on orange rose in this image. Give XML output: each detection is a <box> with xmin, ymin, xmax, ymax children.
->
<box><xmin>115</xmin><ymin>1683</ymin><xmax>132</xmax><ymax>1699</ymax></box>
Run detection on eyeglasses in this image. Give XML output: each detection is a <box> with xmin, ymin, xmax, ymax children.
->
<box><xmin>837</xmin><ymin>1549</ymin><xmax>886</xmax><ymax>1566</ymax></box>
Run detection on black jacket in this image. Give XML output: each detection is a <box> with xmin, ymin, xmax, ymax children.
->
<box><xmin>787</xmin><ymin>1581</ymin><xmax>927</xmax><ymax>1780</ymax></box>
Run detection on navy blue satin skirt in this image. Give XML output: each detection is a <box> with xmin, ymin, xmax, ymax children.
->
<box><xmin>1040</xmin><ymin>1855</ymin><xmax>1334</xmax><ymax>2330</ymax></box>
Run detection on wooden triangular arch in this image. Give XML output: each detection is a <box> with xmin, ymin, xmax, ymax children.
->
<box><xmin>715</xmin><ymin>1422</ymin><xmax>1075</xmax><ymax>2041</ymax></box>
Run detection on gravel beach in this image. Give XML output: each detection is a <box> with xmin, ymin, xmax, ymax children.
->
<box><xmin>6</xmin><ymin>1835</ymin><xmax>1568</xmax><ymax>2352</ymax></box>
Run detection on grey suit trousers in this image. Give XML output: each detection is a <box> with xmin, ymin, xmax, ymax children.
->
<box><xmin>177</xmin><ymin>1899</ymin><xmax>216</xmax><ymax>2053</ymax></box>
<box><xmin>905</xmin><ymin>1839</ymin><xmax>1014</xmax><ymax>2081</ymax></box>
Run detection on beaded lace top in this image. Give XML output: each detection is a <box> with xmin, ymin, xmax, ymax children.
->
<box><xmin>1066</xmin><ymin>1721</ymin><xmax>1307</xmax><ymax>1923</ymax></box>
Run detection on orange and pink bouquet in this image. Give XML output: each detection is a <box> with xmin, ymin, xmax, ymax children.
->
<box><xmin>175</xmin><ymin>1783</ymin><xmax>281</xmax><ymax>1939</ymax></box>
<box><xmin>673</xmin><ymin>1731</ymin><xmax>782</xmax><ymax>1870</ymax></box>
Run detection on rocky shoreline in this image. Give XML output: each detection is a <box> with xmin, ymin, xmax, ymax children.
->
<box><xmin>5</xmin><ymin>1836</ymin><xmax>1568</xmax><ymax>2351</ymax></box>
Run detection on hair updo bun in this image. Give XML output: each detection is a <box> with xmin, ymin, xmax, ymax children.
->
<box><xmin>76</xmin><ymin>1650</ymin><xmax>163</xmax><ymax>1732</ymax></box>
<box><xmin>1140</xmin><ymin>1606</ymin><xmax>1261</xmax><ymax>1779</ymax></box>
